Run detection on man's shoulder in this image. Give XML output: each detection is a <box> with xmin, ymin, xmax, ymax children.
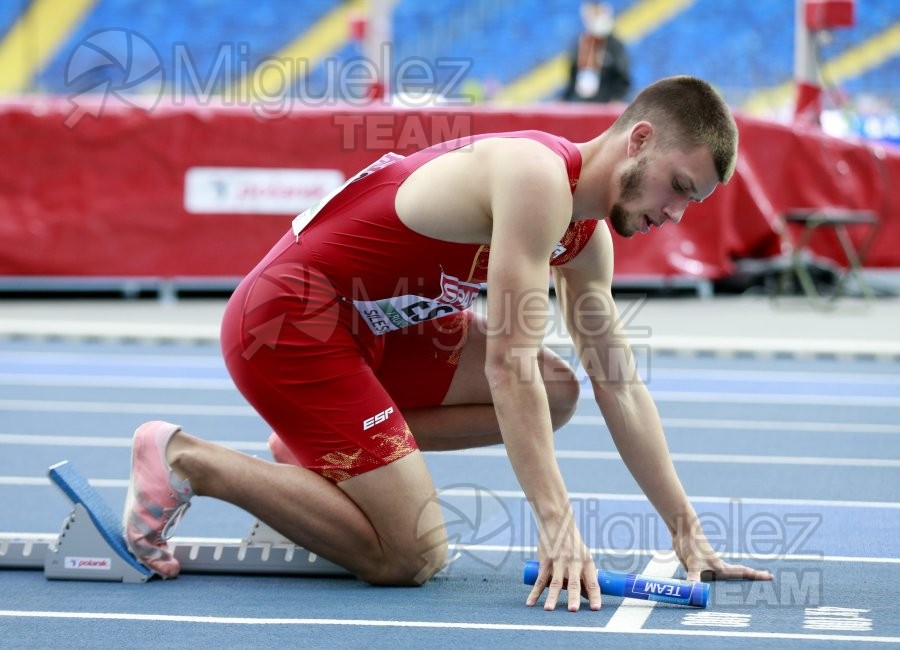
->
<box><xmin>485</xmin><ymin>139</ymin><xmax>574</xmax><ymax>202</ymax></box>
<box><xmin>481</xmin><ymin>132</ymin><xmax>575</xmax><ymax>181</ymax></box>
<box><xmin>465</xmin><ymin>130</ymin><xmax>568</xmax><ymax>150</ymax></box>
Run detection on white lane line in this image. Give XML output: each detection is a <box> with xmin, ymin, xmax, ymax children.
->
<box><xmin>0</xmin><ymin>477</ymin><xmax>128</xmax><ymax>487</ymax></box>
<box><xmin>1</xmin><ymin>476</ymin><xmax>898</xmax><ymax>512</ymax></box>
<box><xmin>571</xmin><ymin>416</ymin><xmax>900</xmax><ymax>435</ymax></box>
<box><xmin>445</xmin><ymin>448</ymin><xmax>900</xmax><ymax>468</ymax></box>
<box><xmin>5</xmin><ymin>348</ymin><xmax>899</xmax><ymax>377</ymax></box>
<box><xmin>5</xmin><ymin>352</ymin><xmax>898</xmax><ymax>384</ymax></box>
<box><xmin>2</xmin><ymin>535</ymin><xmax>898</xmax><ymax>566</ymax></box>
<box><xmin>579</xmin><ymin>391</ymin><xmax>900</xmax><ymax>407</ymax></box>
<box><xmin>0</xmin><ymin>319</ymin><xmax>220</xmax><ymax>340</ymax></box>
<box><xmin>3</xmin><ymin>396</ymin><xmax>900</xmax><ymax>417</ymax></box>
<box><xmin>0</xmin><ymin>434</ymin><xmax>133</xmax><ymax>448</ymax></box>
<box><xmin>9</xmin><ymin>418</ymin><xmax>900</xmax><ymax>445</ymax></box>
<box><xmin>0</xmin><ymin>610</ymin><xmax>898</xmax><ymax>642</ymax></box>
<box><xmin>0</xmin><ymin>374</ymin><xmax>234</xmax><ymax>390</ymax></box>
<box><xmin>436</xmin><ymin>545</ymin><xmax>900</xmax><ymax>565</ymax></box>
<box><xmin>1</xmin><ymin>376</ymin><xmax>892</xmax><ymax>393</ymax></box>
<box><xmin>0</xmin><ymin>434</ymin><xmax>267</xmax><ymax>451</ymax></box>
<box><xmin>682</xmin><ymin>611</ymin><xmax>752</xmax><ymax>628</ymax></box>
<box><xmin>0</xmin><ymin>351</ymin><xmax>223</xmax><ymax>367</ymax></box>
<box><xmin>0</xmin><ymin>399</ymin><xmax>255</xmax><ymax>416</ymax></box>
<box><xmin>648</xmin><ymin>368</ymin><xmax>900</xmax><ymax>386</ymax></box>
<box><xmin>3</xmin><ymin>378</ymin><xmax>896</xmax><ymax>399</ymax></box>
<box><xmin>605</xmin><ymin>552</ymin><xmax>679</xmax><ymax>631</ymax></box>
<box><xmin>548</xmin><ymin>332</ymin><xmax>900</xmax><ymax>358</ymax></box>
<box><xmin>433</xmin><ymin>488</ymin><xmax>900</xmax><ymax>511</ymax></box>
<box><xmin>3</xmin><ymin>434</ymin><xmax>897</xmax><ymax>468</ymax></box>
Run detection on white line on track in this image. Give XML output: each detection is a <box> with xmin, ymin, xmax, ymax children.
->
<box><xmin>433</xmin><ymin>488</ymin><xmax>900</xmax><ymax>511</ymax></box>
<box><xmin>0</xmin><ymin>399</ymin><xmax>255</xmax><ymax>416</ymax></box>
<box><xmin>549</xmin><ymin>332</ymin><xmax>900</xmax><ymax>359</ymax></box>
<box><xmin>3</xmin><ymin>394</ymin><xmax>900</xmax><ymax>419</ymax></box>
<box><xmin>443</xmin><ymin>448</ymin><xmax>900</xmax><ymax>468</ymax></box>
<box><xmin>1</xmin><ymin>476</ymin><xmax>897</xmax><ymax>512</ymax></box>
<box><xmin>0</xmin><ymin>351</ymin><xmax>223</xmax><ymax>367</ymax></box>
<box><xmin>579</xmin><ymin>391</ymin><xmax>900</xmax><ymax>407</ymax></box>
<box><xmin>0</xmin><ymin>610</ymin><xmax>897</xmax><ymax>642</ymax></box>
<box><xmin>6</xmin><ymin>393</ymin><xmax>900</xmax><ymax>417</ymax></box>
<box><xmin>5</xmin><ymin>416</ymin><xmax>900</xmax><ymax>443</ymax></box>
<box><xmin>604</xmin><ymin>551</ymin><xmax>679</xmax><ymax>631</ymax></box>
<box><xmin>0</xmin><ymin>434</ymin><xmax>268</xmax><ymax>450</ymax></box>
<box><xmin>3</xmin><ymin>356</ymin><xmax>899</xmax><ymax>382</ymax></box>
<box><xmin>1</xmin><ymin>535</ymin><xmax>897</xmax><ymax>566</ymax></box>
<box><xmin>0</xmin><ymin>477</ymin><xmax>128</xmax><ymax>487</ymax></box>
<box><xmin>646</xmin><ymin>368</ymin><xmax>900</xmax><ymax>386</ymax></box>
<box><xmin>0</xmin><ymin>374</ymin><xmax>234</xmax><ymax>389</ymax></box>
<box><xmin>464</xmin><ymin>545</ymin><xmax>900</xmax><ymax>565</ymax></box>
<box><xmin>571</xmin><ymin>416</ymin><xmax>900</xmax><ymax>435</ymax></box>
<box><xmin>4</xmin><ymin>352</ymin><xmax>898</xmax><ymax>384</ymax></box>
<box><xmin>2</xmin><ymin>433</ymin><xmax>897</xmax><ymax>468</ymax></box>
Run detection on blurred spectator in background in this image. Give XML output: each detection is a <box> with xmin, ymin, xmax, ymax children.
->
<box><xmin>562</xmin><ymin>2</ymin><xmax>631</xmax><ymax>103</ymax></box>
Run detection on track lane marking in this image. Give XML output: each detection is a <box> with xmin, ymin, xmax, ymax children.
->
<box><xmin>604</xmin><ymin>552</ymin><xmax>679</xmax><ymax>631</ymax></box>
<box><xmin>1</xmin><ymin>477</ymin><xmax>898</xmax><ymax>511</ymax></box>
<box><xmin>0</xmin><ymin>610</ymin><xmax>897</xmax><ymax>642</ymax></box>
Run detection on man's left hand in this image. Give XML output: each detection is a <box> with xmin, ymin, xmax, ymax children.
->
<box><xmin>673</xmin><ymin>530</ymin><xmax>774</xmax><ymax>582</ymax></box>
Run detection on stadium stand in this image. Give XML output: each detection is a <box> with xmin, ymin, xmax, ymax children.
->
<box><xmin>0</xmin><ymin>0</ymin><xmax>894</xmax><ymax>117</ymax></box>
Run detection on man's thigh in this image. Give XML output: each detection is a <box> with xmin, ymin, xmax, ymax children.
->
<box><xmin>376</xmin><ymin>311</ymin><xmax>475</xmax><ymax>408</ymax></box>
<box><xmin>378</xmin><ymin>310</ymin><xmax>578</xmax><ymax>409</ymax></box>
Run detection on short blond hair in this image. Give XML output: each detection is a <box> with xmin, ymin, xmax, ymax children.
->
<box><xmin>610</xmin><ymin>76</ymin><xmax>738</xmax><ymax>182</ymax></box>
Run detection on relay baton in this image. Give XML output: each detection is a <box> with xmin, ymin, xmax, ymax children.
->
<box><xmin>524</xmin><ymin>560</ymin><xmax>709</xmax><ymax>608</ymax></box>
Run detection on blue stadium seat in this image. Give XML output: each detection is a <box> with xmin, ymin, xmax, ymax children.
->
<box><xmin>17</xmin><ymin>0</ymin><xmax>898</xmax><ymax>117</ymax></box>
<box><xmin>35</xmin><ymin>0</ymin><xmax>342</xmax><ymax>95</ymax></box>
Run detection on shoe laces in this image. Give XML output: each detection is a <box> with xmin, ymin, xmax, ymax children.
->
<box><xmin>160</xmin><ymin>500</ymin><xmax>191</xmax><ymax>540</ymax></box>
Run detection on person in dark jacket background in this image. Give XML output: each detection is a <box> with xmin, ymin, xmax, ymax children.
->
<box><xmin>562</xmin><ymin>2</ymin><xmax>632</xmax><ymax>103</ymax></box>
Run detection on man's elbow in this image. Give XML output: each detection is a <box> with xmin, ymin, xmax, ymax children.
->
<box><xmin>484</xmin><ymin>352</ymin><xmax>541</xmax><ymax>394</ymax></box>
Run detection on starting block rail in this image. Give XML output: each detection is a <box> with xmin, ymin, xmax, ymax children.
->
<box><xmin>0</xmin><ymin>460</ymin><xmax>351</xmax><ymax>582</ymax></box>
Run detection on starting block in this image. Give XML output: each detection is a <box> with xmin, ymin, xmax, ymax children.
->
<box><xmin>0</xmin><ymin>460</ymin><xmax>351</xmax><ymax>582</ymax></box>
<box><xmin>45</xmin><ymin>460</ymin><xmax>153</xmax><ymax>582</ymax></box>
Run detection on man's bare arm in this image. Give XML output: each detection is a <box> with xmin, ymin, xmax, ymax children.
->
<box><xmin>554</xmin><ymin>223</ymin><xmax>772</xmax><ymax>581</ymax></box>
<box><xmin>485</xmin><ymin>140</ymin><xmax>602</xmax><ymax>610</ymax></box>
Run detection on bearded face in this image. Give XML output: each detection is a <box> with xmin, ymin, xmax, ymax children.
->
<box><xmin>608</xmin><ymin>154</ymin><xmax>648</xmax><ymax>237</ymax></box>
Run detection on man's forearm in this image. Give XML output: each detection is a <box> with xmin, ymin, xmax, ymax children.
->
<box><xmin>490</xmin><ymin>368</ymin><xmax>572</xmax><ymax>525</ymax></box>
<box><xmin>594</xmin><ymin>380</ymin><xmax>699</xmax><ymax>535</ymax></box>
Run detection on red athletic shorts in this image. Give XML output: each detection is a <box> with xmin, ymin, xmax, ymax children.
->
<box><xmin>220</xmin><ymin>231</ymin><xmax>471</xmax><ymax>483</ymax></box>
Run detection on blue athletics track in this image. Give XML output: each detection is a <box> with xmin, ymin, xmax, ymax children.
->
<box><xmin>0</xmin><ymin>321</ymin><xmax>899</xmax><ymax>648</ymax></box>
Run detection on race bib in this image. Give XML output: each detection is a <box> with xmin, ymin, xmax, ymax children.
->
<box><xmin>354</xmin><ymin>272</ymin><xmax>482</xmax><ymax>335</ymax></box>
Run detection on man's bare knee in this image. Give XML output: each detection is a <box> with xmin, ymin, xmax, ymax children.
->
<box><xmin>359</xmin><ymin>541</ymin><xmax>448</xmax><ymax>586</ymax></box>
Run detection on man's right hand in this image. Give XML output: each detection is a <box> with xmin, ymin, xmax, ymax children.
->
<box><xmin>525</xmin><ymin>518</ymin><xmax>602</xmax><ymax>612</ymax></box>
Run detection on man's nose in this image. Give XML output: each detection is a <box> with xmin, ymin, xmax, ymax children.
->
<box><xmin>665</xmin><ymin>204</ymin><xmax>687</xmax><ymax>224</ymax></box>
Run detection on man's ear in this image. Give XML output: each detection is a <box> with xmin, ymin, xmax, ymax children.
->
<box><xmin>627</xmin><ymin>121</ymin><xmax>653</xmax><ymax>157</ymax></box>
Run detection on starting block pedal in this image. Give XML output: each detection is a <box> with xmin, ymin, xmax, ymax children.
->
<box><xmin>45</xmin><ymin>460</ymin><xmax>153</xmax><ymax>583</ymax></box>
<box><xmin>0</xmin><ymin>460</ymin><xmax>351</xmax><ymax>582</ymax></box>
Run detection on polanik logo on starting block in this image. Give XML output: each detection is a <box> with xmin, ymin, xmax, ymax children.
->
<box><xmin>64</xmin><ymin>556</ymin><xmax>112</xmax><ymax>570</ymax></box>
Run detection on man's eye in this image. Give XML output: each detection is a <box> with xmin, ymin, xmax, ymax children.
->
<box><xmin>673</xmin><ymin>181</ymin><xmax>683</xmax><ymax>192</ymax></box>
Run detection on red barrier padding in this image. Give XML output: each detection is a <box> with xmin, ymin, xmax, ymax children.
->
<box><xmin>0</xmin><ymin>98</ymin><xmax>897</xmax><ymax>280</ymax></box>
<box><xmin>805</xmin><ymin>0</ymin><xmax>855</xmax><ymax>31</ymax></box>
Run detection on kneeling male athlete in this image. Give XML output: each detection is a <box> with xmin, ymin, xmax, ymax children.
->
<box><xmin>123</xmin><ymin>76</ymin><xmax>772</xmax><ymax>612</ymax></box>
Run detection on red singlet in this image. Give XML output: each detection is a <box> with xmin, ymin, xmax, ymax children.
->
<box><xmin>220</xmin><ymin>130</ymin><xmax>597</xmax><ymax>482</ymax></box>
